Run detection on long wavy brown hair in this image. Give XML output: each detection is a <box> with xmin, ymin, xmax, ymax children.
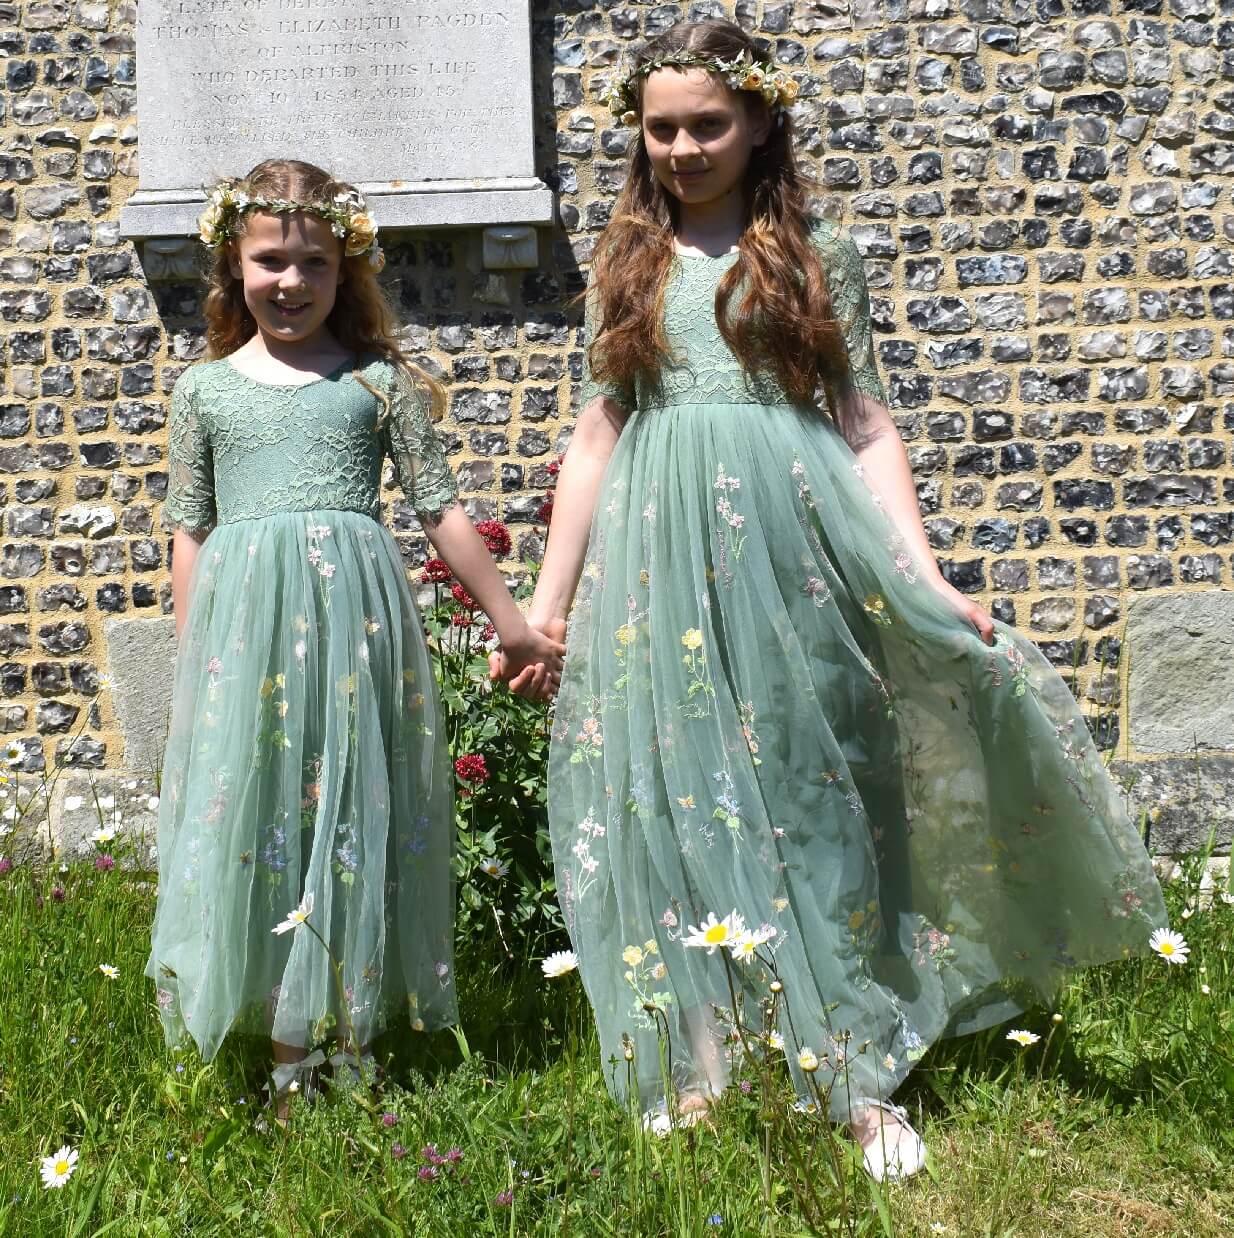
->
<box><xmin>202</xmin><ymin>158</ymin><xmax>443</xmax><ymax>418</ymax></box>
<box><xmin>589</xmin><ymin>20</ymin><xmax>855</xmax><ymax>422</ymax></box>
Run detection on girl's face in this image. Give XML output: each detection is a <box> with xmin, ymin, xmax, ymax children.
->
<box><xmin>641</xmin><ymin>67</ymin><xmax>771</xmax><ymax>208</ymax></box>
<box><xmin>228</xmin><ymin>210</ymin><xmax>344</xmax><ymax>345</ymax></box>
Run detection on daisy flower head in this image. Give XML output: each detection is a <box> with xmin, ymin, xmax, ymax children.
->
<box><xmin>478</xmin><ymin>858</ymin><xmax>508</xmax><ymax>879</ymax></box>
<box><xmin>728</xmin><ymin>931</ymin><xmax>757</xmax><ymax>963</ymax></box>
<box><xmin>797</xmin><ymin>1046</ymin><xmax>820</xmax><ymax>1073</ymax></box>
<box><xmin>89</xmin><ymin>826</ymin><xmax>117</xmax><ymax>846</ymax></box>
<box><xmin>541</xmin><ymin>950</ymin><xmax>578</xmax><ymax>979</ymax></box>
<box><xmin>1149</xmin><ymin>926</ymin><xmax>1189</xmax><ymax>965</ymax></box>
<box><xmin>272</xmin><ymin>891</ymin><xmax>314</xmax><ymax>936</ymax></box>
<box><xmin>40</xmin><ymin>1145</ymin><xmax>78</xmax><ymax>1189</ymax></box>
<box><xmin>1006</xmin><ymin>1029</ymin><xmax>1040</xmax><ymax>1047</ymax></box>
<box><xmin>766</xmin><ymin>1030</ymin><xmax>785</xmax><ymax>1051</ymax></box>
<box><xmin>98</xmin><ymin>963</ymin><xmax>118</xmax><ymax>980</ymax></box>
<box><xmin>683</xmin><ymin>911</ymin><xmax>747</xmax><ymax>954</ymax></box>
<box><xmin>3</xmin><ymin>740</ymin><xmax>21</xmax><ymax>766</ymax></box>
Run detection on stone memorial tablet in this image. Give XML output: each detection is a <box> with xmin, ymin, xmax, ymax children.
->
<box><xmin>120</xmin><ymin>0</ymin><xmax>554</xmax><ymax>237</ymax></box>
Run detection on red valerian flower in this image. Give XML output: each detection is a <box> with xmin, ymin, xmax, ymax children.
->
<box><xmin>454</xmin><ymin>754</ymin><xmax>489</xmax><ymax>784</ymax></box>
<box><xmin>450</xmin><ymin>612</ymin><xmax>473</xmax><ymax>629</ymax></box>
<box><xmin>547</xmin><ymin>457</ymin><xmax>562</xmax><ymax>478</ymax></box>
<box><xmin>536</xmin><ymin>494</ymin><xmax>554</xmax><ymax>524</ymax></box>
<box><xmin>480</xmin><ymin>622</ymin><xmax>496</xmax><ymax>642</ymax></box>
<box><xmin>421</xmin><ymin>558</ymin><xmax>453</xmax><ymax>584</ymax></box>
<box><xmin>450</xmin><ymin>582</ymin><xmax>478</xmax><ymax>611</ymax></box>
<box><xmin>474</xmin><ymin>519</ymin><xmax>512</xmax><ymax>559</ymax></box>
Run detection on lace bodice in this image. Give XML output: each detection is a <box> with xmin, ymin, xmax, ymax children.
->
<box><xmin>582</xmin><ymin>218</ymin><xmax>886</xmax><ymax>412</ymax></box>
<box><xmin>163</xmin><ymin>355</ymin><xmax>458</xmax><ymax>533</ymax></box>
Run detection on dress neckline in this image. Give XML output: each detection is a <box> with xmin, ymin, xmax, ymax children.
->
<box><xmin>221</xmin><ymin>355</ymin><xmax>355</xmax><ymax>390</ymax></box>
<box><xmin>673</xmin><ymin>246</ymin><xmax>740</xmax><ymax>261</ymax></box>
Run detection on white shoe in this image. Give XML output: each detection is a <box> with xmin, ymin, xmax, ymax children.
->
<box><xmin>854</xmin><ymin>1099</ymin><xmax>926</xmax><ymax>1182</ymax></box>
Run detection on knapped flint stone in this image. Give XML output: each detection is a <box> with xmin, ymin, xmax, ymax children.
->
<box><xmin>1030</xmin><ymin>597</ymin><xmax>1076</xmax><ymax>632</ymax></box>
<box><xmin>1085</xmin><ymin>594</ymin><xmax>1121</xmax><ymax>629</ymax></box>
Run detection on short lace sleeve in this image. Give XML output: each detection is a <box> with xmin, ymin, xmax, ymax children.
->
<box><xmin>581</xmin><ymin>284</ymin><xmax>636</xmax><ymax>411</ymax></box>
<box><xmin>162</xmin><ymin>367</ymin><xmax>216</xmax><ymax>534</ymax></box>
<box><xmin>818</xmin><ymin>225</ymin><xmax>888</xmax><ymax>406</ymax></box>
<box><xmin>383</xmin><ymin>363</ymin><xmax>459</xmax><ymax>523</ymax></box>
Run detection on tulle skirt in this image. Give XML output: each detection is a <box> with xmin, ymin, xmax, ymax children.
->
<box><xmin>548</xmin><ymin>400</ymin><xmax>1167</xmax><ymax>1116</ymax></box>
<box><xmin>147</xmin><ymin>510</ymin><xmax>456</xmax><ymax>1059</ymax></box>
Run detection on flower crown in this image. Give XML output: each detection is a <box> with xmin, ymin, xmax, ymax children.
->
<box><xmin>197</xmin><ymin>181</ymin><xmax>385</xmax><ymax>271</ymax></box>
<box><xmin>601</xmin><ymin>49</ymin><xmax>800</xmax><ymax>127</ymax></box>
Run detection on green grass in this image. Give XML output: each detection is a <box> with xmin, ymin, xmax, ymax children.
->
<box><xmin>0</xmin><ymin>858</ymin><xmax>1230</xmax><ymax>1237</ymax></box>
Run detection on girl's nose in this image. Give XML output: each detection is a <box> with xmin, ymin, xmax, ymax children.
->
<box><xmin>278</xmin><ymin>267</ymin><xmax>308</xmax><ymax>291</ymax></box>
<box><xmin>671</xmin><ymin>131</ymin><xmax>703</xmax><ymax>159</ymax></box>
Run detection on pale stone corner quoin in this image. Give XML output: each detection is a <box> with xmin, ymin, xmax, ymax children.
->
<box><xmin>4</xmin><ymin>0</ymin><xmax>1234</xmax><ymax>868</ymax></box>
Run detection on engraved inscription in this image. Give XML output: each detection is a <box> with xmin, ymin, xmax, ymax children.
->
<box><xmin>135</xmin><ymin>0</ymin><xmax>534</xmax><ymax>190</ymax></box>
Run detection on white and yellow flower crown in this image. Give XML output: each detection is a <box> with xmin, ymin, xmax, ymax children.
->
<box><xmin>197</xmin><ymin>180</ymin><xmax>385</xmax><ymax>271</ymax></box>
<box><xmin>601</xmin><ymin>49</ymin><xmax>800</xmax><ymax>127</ymax></box>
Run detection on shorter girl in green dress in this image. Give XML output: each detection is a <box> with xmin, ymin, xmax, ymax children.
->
<box><xmin>147</xmin><ymin>159</ymin><xmax>563</xmax><ymax>1109</ymax></box>
<box><xmin>496</xmin><ymin>20</ymin><xmax>1166</xmax><ymax>1180</ymax></box>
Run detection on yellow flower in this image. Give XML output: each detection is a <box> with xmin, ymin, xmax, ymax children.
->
<box><xmin>639</xmin><ymin>569</ymin><xmax>650</xmax><ymax>587</ymax></box>
<box><xmin>778</xmin><ymin>76</ymin><xmax>800</xmax><ymax>104</ymax></box>
<box><xmin>615</xmin><ymin>624</ymin><xmax>637</xmax><ymax>646</ymax></box>
<box><xmin>864</xmin><ymin>594</ymin><xmax>886</xmax><ymax>615</ymax></box>
<box><xmin>682</xmin><ymin>629</ymin><xmax>703</xmax><ymax>650</ymax></box>
<box><xmin>622</xmin><ymin>945</ymin><xmax>644</xmax><ymax>967</ymax></box>
<box><xmin>651</xmin><ymin>962</ymin><xmax>667</xmax><ymax>980</ymax></box>
<box><xmin>643</xmin><ymin>940</ymin><xmax>659</xmax><ymax>955</ymax></box>
<box><xmin>344</xmin><ymin>212</ymin><xmax>377</xmax><ymax>257</ymax></box>
<box><xmin>740</xmin><ymin>66</ymin><xmax>765</xmax><ymax>91</ymax></box>
<box><xmin>848</xmin><ymin>909</ymin><xmax>866</xmax><ymax>932</ymax></box>
<box><xmin>620</xmin><ymin>109</ymin><xmax>639</xmax><ymax>126</ymax></box>
<box><xmin>274</xmin><ymin>673</ymin><xmax>286</xmax><ymax>689</ymax></box>
<box><xmin>259</xmin><ymin>677</ymin><xmax>274</xmax><ymax>698</ymax></box>
<box><xmin>198</xmin><ymin>199</ymin><xmax>225</xmax><ymax>245</ymax></box>
<box><xmin>677</xmin><ymin>794</ymin><xmax>695</xmax><ymax>810</ymax></box>
<box><xmin>773</xmin><ymin>897</ymin><xmax>789</xmax><ymax>912</ymax></box>
<box><xmin>277</xmin><ymin>701</ymin><xmax>289</xmax><ymax>718</ymax></box>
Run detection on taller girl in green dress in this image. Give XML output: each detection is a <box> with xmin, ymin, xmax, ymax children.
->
<box><xmin>147</xmin><ymin>160</ymin><xmax>563</xmax><ymax>1107</ymax></box>
<box><xmin>497</xmin><ymin>20</ymin><xmax>1167</xmax><ymax>1177</ymax></box>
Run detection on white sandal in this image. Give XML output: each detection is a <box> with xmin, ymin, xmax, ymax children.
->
<box><xmin>263</xmin><ymin>1048</ymin><xmax>327</xmax><ymax>1113</ymax></box>
<box><xmin>853</xmin><ymin>1099</ymin><xmax>926</xmax><ymax>1182</ymax></box>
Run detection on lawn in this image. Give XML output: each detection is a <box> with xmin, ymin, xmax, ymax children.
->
<box><xmin>0</xmin><ymin>848</ymin><xmax>1229</xmax><ymax>1237</ymax></box>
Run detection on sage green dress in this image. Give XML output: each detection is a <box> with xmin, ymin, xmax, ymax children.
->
<box><xmin>147</xmin><ymin>356</ymin><xmax>458</xmax><ymax>1060</ymax></box>
<box><xmin>550</xmin><ymin>221</ymin><xmax>1167</xmax><ymax>1116</ymax></box>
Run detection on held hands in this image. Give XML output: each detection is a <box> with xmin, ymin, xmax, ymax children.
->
<box><xmin>489</xmin><ymin>616</ymin><xmax>567</xmax><ymax>701</ymax></box>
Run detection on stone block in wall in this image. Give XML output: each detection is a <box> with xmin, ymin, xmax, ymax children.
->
<box><xmin>103</xmin><ymin>616</ymin><xmax>175</xmax><ymax>771</ymax></box>
<box><xmin>1112</xmin><ymin>757</ymin><xmax>1234</xmax><ymax>857</ymax></box>
<box><xmin>1127</xmin><ymin>591</ymin><xmax>1234</xmax><ymax>753</ymax></box>
<box><xmin>54</xmin><ymin>771</ymin><xmax>159</xmax><ymax>866</ymax></box>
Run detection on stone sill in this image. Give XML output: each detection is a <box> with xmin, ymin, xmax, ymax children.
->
<box><xmin>118</xmin><ymin>178</ymin><xmax>556</xmax><ymax>239</ymax></box>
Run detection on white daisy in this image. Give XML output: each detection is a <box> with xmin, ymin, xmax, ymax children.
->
<box><xmin>1149</xmin><ymin>927</ymin><xmax>1189</xmax><ymax>965</ymax></box>
<box><xmin>682</xmin><ymin>911</ymin><xmax>747</xmax><ymax>955</ymax></box>
<box><xmin>89</xmin><ymin>826</ymin><xmax>117</xmax><ymax>846</ymax></box>
<box><xmin>797</xmin><ymin>1046</ymin><xmax>820</xmax><ymax>1072</ymax></box>
<box><xmin>1006</xmin><ymin>1029</ymin><xmax>1040</xmax><ymax>1047</ymax></box>
<box><xmin>766</xmin><ymin>1030</ymin><xmax>785</xmax><ymax>1051</ymax></box>
<box><xmin>272</xmin><ymin>891</ymin><xmax>314</xmax><ymax>936</ymax></box>
<box><xmin>728</xmin><ymin>931</ymin><xmax>757</xmax><ymax>963</ymax></box>
<box><xmin>40</xmin><ymin>1145</ymin><xmax>78</xmax><ymax>1189</ymax></box>
<box><xmin>541</xmin><ymin>950</ymin><xmax>578</xmax><ymax>979</ymax></box>
<box><xmin>98</xmin><ymin>963</ymin><xmax>118</xmax><ymax>980</ymax></box>
<box><xmin>478</xmin><ymin>858</ymin><xmax>509</xmax><ymax>879</ymax></box>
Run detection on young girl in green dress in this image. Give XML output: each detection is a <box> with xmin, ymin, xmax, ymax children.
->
<box><xmin>147</xmin><ymin>159</ymin><xmax>563</xmax><ymax>1108</ymax></box>
<box><xmin>496</xmin><ymin>20</ymin><xmax>1167</xmax><ymax>1178</ymax></box>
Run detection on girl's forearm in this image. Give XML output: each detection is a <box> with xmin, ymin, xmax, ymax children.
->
<box><xmin>529</xmin><ymin>397</ymin><xmax>626</xmax><ymax>623</ymax></box>
<box><xmin>171</xmin><ymin>528</ymin><xmax>207</xmax><ymax>639</ymax></box>
<box><xmin>848</xmin><ymin>400</ymin><xmax>945</xmax><ymax>583</ymax></box>
<box><xmin>423</xmin><ymin>504</ymin><xmax>527</xmax><ymax>640</ymax></box>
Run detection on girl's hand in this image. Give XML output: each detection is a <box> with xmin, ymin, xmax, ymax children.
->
<box><xmin>489</xmin><ymin>617</ymin><xmax>567</xmax><ymax>701</ymax></box>
<box><xmin>928</xmin><ymin>578</ymin><xmax>996</xmax><ymax>645</ymax></box>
